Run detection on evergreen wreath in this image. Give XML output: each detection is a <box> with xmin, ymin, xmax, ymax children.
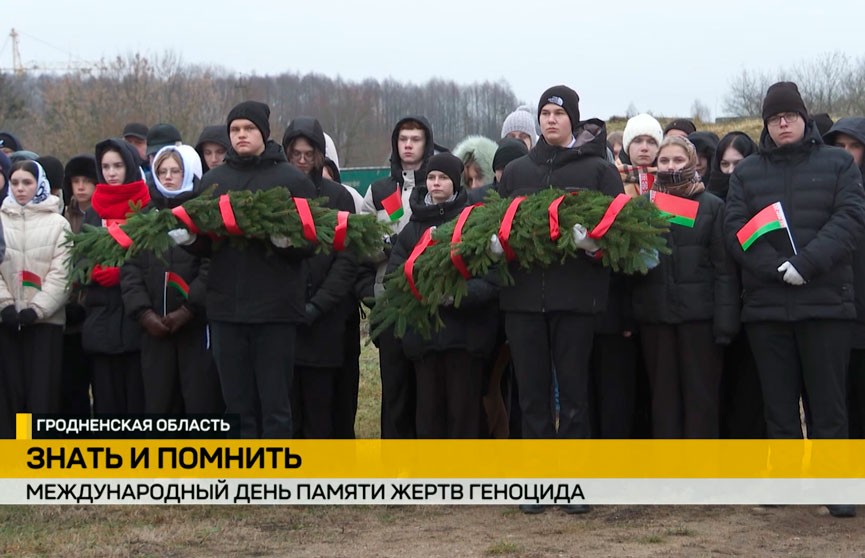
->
<box><xmin>369</xmin><ymin>188</ymin><xmax>671</xmax><ymax>340</ymax></box>
<box><xmin>67</xmin><ymin>187</ymin><xmax>391</xmax><ymax>284</ymax></box>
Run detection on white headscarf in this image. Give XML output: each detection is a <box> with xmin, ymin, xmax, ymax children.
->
<box><xmin>153</xmin><ymin>144</ymin><xmax>203</xmax><ymax>198</ymax></box>
<box><xmin>8</xmin><ymin>161</ymin><xmax>51</xmax><ymax>206</ymax></box>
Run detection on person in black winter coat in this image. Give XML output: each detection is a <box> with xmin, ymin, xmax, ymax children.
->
<box><xmin>387</xmin><ymin>153</ymin><xmax>499</xmax><ymax>438</ymax></box>
<box><xmin>824</xmin><ymin>116</ymin><xmax>865</xmax><ymax>439</ymax></box>
<box><xmin>495</xmin><ymin>86</ymin><xmax>625</xmax><ymax>444</ymax></box>
<box><xmin>707</xmin><ymin>132</ymin><xmax>765</xmax><ymax>438</ymax></box>
<box><xmin>60</xmin><ymin>155</ymin><xmax>98</xmax><ymax>417</ymax></box>
<box><xmin>121</xmin><ymin>145</ymin><xmax>222</xmax><ymax>416</ymax></box>
<box><xmin>632</xmin><ymin>136</ymin><xmax>740</xmax><ymax>438</ymax></box>
<box><xmin>84</xmin><ymin>139</ymin><xmax>151</xmax><ymax>415</ymax></box>
<box><xmin>170</xmin><ymin>101</ymin><xmax>317</xmax><ymax>438</ymax></box>
<box><xmin>281</xmin><ymin>117</ymin><xmax>358</xmax><ymax>439</ymax></box>
<box><xmin>725</xmin><ymin>83</ymin><xmax>865</xmax><ymax>444</ymax></box>
<box><xmin>687</xmin><ymin>131</ymin><xmax>719</xmax><ymax>186</ymax></box>
<box><xmin>361</xmin><ymin>115</ymin><xmax>437</xmax><ymax>439</ymax></box>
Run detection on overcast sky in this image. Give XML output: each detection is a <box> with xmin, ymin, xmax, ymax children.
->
<box><xmin>2</xmin><ymin>0</ymin><xmax>862</xmax><ymax>121</ymax></box>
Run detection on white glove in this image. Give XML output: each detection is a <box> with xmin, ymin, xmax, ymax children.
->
<box><xmin>572</xmin><ymin>224</ymin><xmax>600</xmax><ymax>253</ymax></box>
<box><xmin>490</xmin><ymin>234</ymin><xmax>504</xmax><ymax>257</ymax></box>
<box><xmin>639</xmin><ymin>248</ymin><xmax>660</xmax><ymax>271</ymax></box>
<box><xmin>778</xmin><ymin>261</ymin><xmax>805</xmax><ymax>286</ymax></box>
<box><xmin>440</xmin><ymin>294</ymin><xmax>454</xmax><ymax>307</ymax></box>
<box><xmin>270</xmin><ymin>234</ymin><xmax>292</xmax><ymax>248</ymax></box>
<box><xmin>168</xmin><ymin>228</ymin><xmax>196</xmax><ymax>246</ymax></box>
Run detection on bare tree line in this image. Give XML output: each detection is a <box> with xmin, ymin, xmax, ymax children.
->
<box><xmin>0</xmin><ymin>52</ymin><xmax>521</xmax><ymax>165</ymax></box>
<box><xmin>724</xmin><ymin>51</ymin><xmax>865</xmax><ymax>118</ymax></box>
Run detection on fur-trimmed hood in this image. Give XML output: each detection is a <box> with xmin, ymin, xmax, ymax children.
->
<box><xmin>451</xmin><ymin>135</ymin><xmax>498</xmax><ymax>188</ymax></box>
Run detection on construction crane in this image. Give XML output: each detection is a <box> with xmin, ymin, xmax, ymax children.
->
<box><xmin>0</xmin><ymin>28</ymin><xmax>103</xmax><ymax>75</ymax></box>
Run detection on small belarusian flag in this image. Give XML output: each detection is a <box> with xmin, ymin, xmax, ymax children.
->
<box><xmin>736</xmin><ymin>202</ymin><xmax>796</xmax><ymax>253</ymax></box>
<box><xmin>381</xmin><ymin>187</ymin><xmax>404</xmax><ymax>222</ymax></box>
<box><xmin>164</xmin><ymin>271</ymin><xmax>190</xmax><ymax>299</ymax></box>
<box><xmin>650</xmin><ymin>190</ymin><xmax>699</xmax><ymax>228</ymax></box>
<box><xmin>21</xmin><ymin>270</ymin><xmax>42</xmax><ymax>290</ymax></box>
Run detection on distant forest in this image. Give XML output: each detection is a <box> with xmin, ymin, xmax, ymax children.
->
<box><xmin>0</xmin><ymin>52</ymin><xmax>522</xmax><ymax>165</ymax></box>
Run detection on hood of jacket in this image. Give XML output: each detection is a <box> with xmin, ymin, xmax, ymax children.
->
<box><xmin>95</xmin><ymin>138</ymin><xmax>143</xmax><ymax>184</ymax></box>
<box><xmin>282</xmin><ymin>116</ymin><xmax>327</xmax><ymax>186</ymax></box>
<box><xmin>389</xmin><ymin>115</ymin><xmax>435</xmax><ymax>184</ymax></box>
<box><xmin>824</xmin><ymin>117</ymin><xmax>865</xmax><ymax>175</ymax></box>
<box><xmin>530</xmin><ymin>118</ymin><xmax>609</xmax><ymax>165</ymax></box>
<box><xmin>223</xmin><ymin>139</ymin><xmax>288</xmax><ymax>169</ymax></box>
<box><xmin>452</xmin><ymin>135</ymin><xmax>498</xmax><ymax>187</ymax></box>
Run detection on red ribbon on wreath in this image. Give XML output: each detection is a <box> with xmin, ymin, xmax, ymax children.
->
<box><xmin>218</xmin><ymin>194</ymin><xmax>243</xmax><ymax>235</ymax></box>
<box><xmin>405</xmin><ymin>227</ymin><xmax>437</xmax><ymax>301</ymax></box>
<box><xmin>292</xmin><ymin>197</ymin><xmax>318</xmax><ymax>243</ymax></box>
<box><xmin>171</xmin><ymin>206</ymin><xmax>201</xmax><ymax>235</ymax></box>
<box><xmin>450</xmin><ymin>203</ymin><xmax>481</xmax><ymax>279</ymax></box>
<box><xmin>107</xmin><ymin>222</ymin><xmax>133</xmax><ymax>249</ymax></box>
<box><xmin>333</xmin><ymin>211</ymin><xmax>350</xmax><ymax>251</ymax></box>
<box><xmin>498</xmin><ymin>196</ymin><xmax>526</xmax><ymax>262</ymax></box>
<box><xmin>589</xmin><ymin>193</ymin><xmax>631</xmax><ymax>239</ymax></box>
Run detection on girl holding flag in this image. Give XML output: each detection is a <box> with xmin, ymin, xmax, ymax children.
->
<box><xmin>632</xmin><ymin>136</ymin><xmax>740</xmax><ymax>438</ymax></box>
<box><xmin>0</xmin><ymin>160</ymin><xmax>71</xmax><ymax>426</ymax></box>
<box><xmin>120</xmin><ymin>145</ymin><xmax>222</xmax><ymax>416</ymax></box>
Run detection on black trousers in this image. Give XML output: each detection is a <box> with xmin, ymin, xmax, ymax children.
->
<box><xmin>589</xmin><ymin>333</ymin><xmax>637</xmax><ymax>438</ymax></box>
<box><xmin>333</xmin><ymin>308</ymin><xmax>361</xmax><ymax>439</ymax></box>
<box><xmin>292</xmin><ymin>365</ymin><xmax>340</xmax><ymax>439</ymax></box>
<box><xmin>746</xmin><ymin>320</ymin><xmax>851</xmax><ymax>439</ymax></box>
<box><xmin>640</xmin><ymin>321</ymin><xmax>723</xmax><ymax>439</ymax></box>
<box><xmin>60</xmin><ymin>332</ymin><xmax>93</xmax><ymax>417</ymax></box>
<box><xmin>505</xmin><ymin>312</ymin><xmax>595</xmax><ymax>439</ymax></box>
<box><xmin>210</xmin><ymin>321</ymin><xmax>296</xmax><ymax>439</ymax></box>
<box><xmin>378</xmin><ymin>326</ymin><xmax>416</xmax><ymax>439</ymax></box>
<box><xmin>414</xmin><ymin>350</ymin><xmax>484</xmax><ymax>439</ymax></box>
<box><xmin>91</xmin><ymin>352</ymin><xmax>144</xmax><ymax>415</ymax></box>
<box><xmin>140</xmin><ymin>323</ymin><xmax>223</xmax><ymax>415</ymax></box>
<box><xmin>720</xmin><ymin>330</ymin><xmax>766</xmax><ymax>438</ymax></box>
<box><xmin>0</xmin><ymin>324</ymin><xmax>64</xmax><ymax>433</ymax></box>
<box><xmin>849</xmin><ymin>349</ymin><xmax>865</xmax><ymax>439</ymax></box>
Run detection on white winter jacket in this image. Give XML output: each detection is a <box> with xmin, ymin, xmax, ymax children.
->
<box><xmin>0</xmin><ymin>195</ymin><xmax>71</xmax><ymax>326</ymax></box>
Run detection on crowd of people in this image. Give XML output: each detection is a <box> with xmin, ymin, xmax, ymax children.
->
<box><xmin>0</xmin><ymin>81</ymin><xmax>863</xmax><ymax>517</ymax></box>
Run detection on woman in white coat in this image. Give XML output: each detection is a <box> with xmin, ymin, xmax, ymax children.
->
<box><xmin>0</xmin><ymin>160</ymin><xmax>70</xmax><ymax>429</ymax></box>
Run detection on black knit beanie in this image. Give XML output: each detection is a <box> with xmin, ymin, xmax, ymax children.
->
<box><xmin>762</xmin><ymin>82</ymin><xmax>808</xmax><ymax>123</ymax></box>
<box><xmin>227</xmin><ymin>101</ymin><xmax>271</xmax><ymax>140</ymax></box>
<box><xmin>537</xmin><ymin>85</ymin><xmax>580</xmax><ymax>132</ymax></box>
<box><xmin>664</xmin><ymin>119</ymin><xmax>697</xmax><ymax>136</ymax></box>
<box><xmin>426</xmin><ymin>152</ymin><xmax>464</xmax><ymax>191</ymax></box>
<box><xmin>492</xmin><ymin>138</ymin><xmax>529</xmax><ymax>171</ymax></box>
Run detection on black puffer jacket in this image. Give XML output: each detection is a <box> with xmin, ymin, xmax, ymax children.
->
<box><xmin>724</xmin><ymin>121</ymin><xmax>865</xmax><ymax>322</ymax></box>
<box><xmin>121</xmin><ymin>182</ymin><xmax>209</xmax><ymax>327</ymax></box>
<box><xmin>632</xmin><ymin>190</ymin><xmax>740</xmax><ymax>340</ymax></box>
<box><xmin>824</xmin><ymin>117</ymin><xmax>865</xmax><ymax>347</ymax></box>
<box><xmin>387</xmin><ymin>187</ymin><xmax>499</xmax><ymax>361</ymax></box>
<box><xmin>184</xmin><ymin>140</ymin><xmax>317</xmax><ymax>323</ymax></box>
<box><xmin>497</xmin><ymin>119</ymin><xmax>625</xmax><ymax>313</ymax></box>
<box><xmin>282</xmin><ymin>117</ymin><xmax>359</xmax><ymax>367</ymax></box>
<box><xmin>81</xmin><ymin>139</ymin><xmax>145</xmax><ymax>354</ymax></box>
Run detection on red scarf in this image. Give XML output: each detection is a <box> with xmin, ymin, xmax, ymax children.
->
<box><xmin>90</xmin><ymin>180</ymin><xmax>151</xmax><ymax>220</ymax></box>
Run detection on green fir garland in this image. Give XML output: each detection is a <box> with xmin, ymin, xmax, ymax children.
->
<box><xmin>68</xmin><ymin>187</ymin><xmax>391</xmax><ymax>285</ymax></box>
<box><xmin>369</xmin><ymin>188</ymin><xmax>671</xmax><ymax>340</ymax></box>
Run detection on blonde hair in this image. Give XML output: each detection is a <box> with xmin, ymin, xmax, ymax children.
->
<box><xmin>154</xmin><ymin>150</ymin><xmax>183</xmax><ymax>177</ymax></box>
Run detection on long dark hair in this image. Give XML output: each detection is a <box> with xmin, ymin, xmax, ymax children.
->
<box><xmin>708</xmin><ymin>131</ymin><xmax>757</xmax><ymax>199</ymax></box>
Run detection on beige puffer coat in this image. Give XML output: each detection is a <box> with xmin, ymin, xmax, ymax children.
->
<box><xmin>0</xmin><ymin>195</ymin><xmax>71</xmax><ymax>325</ymax></box>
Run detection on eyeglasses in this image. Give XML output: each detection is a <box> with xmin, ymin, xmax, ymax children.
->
<box><xmin>289</xmin><ymin>150</ymin><xmax>315</xmax><ymax>162</ymax></box>
<box><xmin>157</xmin><ymin>168</ymin><xmax>182</xmax><ymax>178</ymax></box>
<box><xmin>766</xmin><ymin>112</ymin><xmax>800</xmax><ymax>126</ymax></box>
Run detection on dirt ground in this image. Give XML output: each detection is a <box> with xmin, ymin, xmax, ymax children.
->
<box><xmin>1</xmin><ymin>504</ymin><xmax>864</xmax><ymax>557</ymax></box>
